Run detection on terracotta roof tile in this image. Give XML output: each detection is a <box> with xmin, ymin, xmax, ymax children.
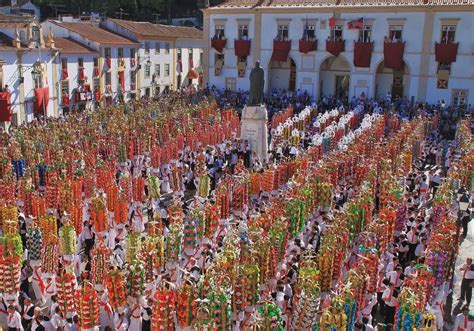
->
<box><xmin>0</xmin><ymin>32</ymin><xmax>16</xmax><ymax>50</ymax></box>
<box><xmin>108</xmin><ymin>19</ymin><xmax>202</xmax><ymax>39</ymax></box>
<box><xmin>53</xmin><ymin>21</ymin><xmax>139</xmax><ymax>45</ymax></box>
<box><xmin>54</xmin><ymin>37</ymin><xmax>98</xmax><ymax>54</ymax></box>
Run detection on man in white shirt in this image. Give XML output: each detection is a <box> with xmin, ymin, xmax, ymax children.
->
<box><xmin>7</xmin><ymin>305</ymin><xmax>23</xmax><ymax>331</ymax></box>
<box><xmin>382</xmin><ymin>283</ymin><xmax>397</xmax><ymax>325</ymax></box>
<box><xmin>50</xmin><ymin>306</ymin><xmax>66</xmax><ymax>330</ymax></box>
<box><xmin>453</xmin><ymin>306</ymin><xmax>472</xmax><ymax>331</ymax></box>
<box><xmin>386</xmin><ymin>266</ymin><xmax>404</xmax><ymax>289</ymax></box>
<box><xmin>459</xmin><ymin>258</ymin><xmax>474</xmax><ymax>306</ymax></box>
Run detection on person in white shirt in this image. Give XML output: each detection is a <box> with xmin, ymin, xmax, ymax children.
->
<box><xmin>453</xmin><ymin>306</ymin><xmax>472</xmax><ymax>331</ymax></box>
<box><xmin>114</xmin><ymin>309</ymin><xmax>128</xmax><ymax>331</ymax></box>
<box><xmin>382</xmin><ymin>283</ymin><xmax>397</xmax><ymax>325</ymax></box>
<box><xmin>415</xmin><ymin>237</ymin><xmax>427</xmax><ymax>259</ymax></box>
<box><xmin>50</xmin><ymin>306</ymin><xmax>66</xmax><ymax>330</ymax></box>
<box><xmin>459</xmin><ymin>258</ymin><xmax>474</xmax><ymax>306</ymax></box>
<box><xmin>386</xmin><ymin>267</ymin><xmax>404</xmax><ymax>288</ymax></box>
<box><xmin>7</xmin><ymin>305</ymin><xmax>23</xmax><ymax>331</ymax></box>
<box><xmin>404</xmin><ymin>260</ymin><xmax>417</xmax><ymax>279</ymax></box>
<box><xmin>361</xmin><ymin>316</ymin><xmax>375</xmax><ymax>331</ymax></box>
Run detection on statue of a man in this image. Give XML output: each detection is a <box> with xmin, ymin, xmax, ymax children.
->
<box><xmin>248</xmin><ymin>61</ymin><xmax>264</xmax><ymax>106</ymax></box>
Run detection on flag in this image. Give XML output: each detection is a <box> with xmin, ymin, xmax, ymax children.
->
<box><xmin>347</xmin><ymin>18</ymin><xmax>364</xmax><ymax>30</ymax></box>
<box><xmin>329</xmin><ymin>17</ymin><xmax>336</xmax><ymax>28</ymax></box>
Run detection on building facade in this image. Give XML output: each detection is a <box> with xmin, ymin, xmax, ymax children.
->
<box><xmin>203</xmin><ymin>0</ymin><xmax>474</xmax><ymax>107</ymax></box>
<box><xmin>0</xmin><ymin>13</ymin><xmax>58</xmax><ymax>127</ymax></box>
<box><xmin>43</xmin><ymin>18</ymin><xmax>140</xmax><ymax>107</ymax></box>
<box><xmin>103</xmin><ymin>18</ymin><xmax>203</xmax><ymax>97</ymax></box>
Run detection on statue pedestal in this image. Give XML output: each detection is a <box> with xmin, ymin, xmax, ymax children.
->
<box><xmin>241</xmin><ymin>105</ymin><xmax>269</xmax><ymax>164</ymax></box>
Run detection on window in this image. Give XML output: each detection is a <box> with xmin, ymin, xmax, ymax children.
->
<box><xmin>155</xmin><ymin>64</ymin><xmax>160</xmax><ymax>77</ymax></box>
<box><xmin>144</xmin><ymin>42</ymin><xmax>150</xmax><ymax>54</ymax></box>
<box><xmin>104</xmin><ymin>47</ymin><xmax>111</xmax><ymax>58</ymax></box>
<box><xmin>61</xmin><ymin>58</ymin><xmax>67</xmax><ymax>70</ymax></box>
<box><xmin>155</xmin><ymin>42</ymin><xmax>160</xmax><ymax>54</ymax></box>
<box><xmin>78</xmin><ymin>58</ymin><xmax>84</xmax><ymax>68</ymax></box>
<box><xmin>214</xmin><ymin>24</ymin><xmax>225</xmax><ymax>39</ymax></box>
<box><xmin>359</xmin><ymin>25</ymin><xmax>372</xmax><ymax>42</ymax></box>
<box><xmin>225</xmin><ymin>77</ymin><xmax>236</xmax><ymax>91</ymax></box>
<box><xmin>215</xmin><ymin>54</ymin><xmax>224</xmax><ymax>66</ymax></box>
<box><xmin>177</xmin><ymin>48</ymin><xmax>182</xmax><ymax>60</ymax></box>
<box><xmin>199</xmin><ymin>50</ymin><xmax>203</xmax><ymax>67</ymax></box>
<box><xmin>105</xmin><ymin>72</ymin><xmax>111</xmax><ymax>86</ymax></box>
<box><xmin>33</xmin><ymin>72</ymin><xmax>42</xmax><ymax>88</ymax></box>
<box><xmin>31</xmin><ymin>26</ymin><xmax>40</xmax><ymax>47</ymax></box>
<box><xmin>164</xmin><ymin>64</ymin><xmax>170</xmax><ymax>77</ymax></box>
<box><xmin>330</xmin><ymin>25</ymin><xmax>343</xmax><ymax>41</ymax></box>
<box><xmin>165</xmin><ymin>42</ymin><xmax>170</xmax><ymax>54</ymax></box>
<box><xmin>389</xmin><ymin>25</ymin><xmax>403</xmax><ymax>42</ymax></box>
<box><xmin>145</xmin><ymin>62</ymin><xmax>151</xmax><ymax>78</ymax></box>
<box><xmin>452</xmin><ymin>89</ymin><xmax>468</xmax><ymax>108</ymax></box>
<box><xmin>238</xmin><ymin>25</ymin><xmax>248</xmax><ymax>40</ymax></box>
<box><xmin>130</xmin><ymin>48</ymin><xmax>135</xmax><ymax>59</ymax></box>
<box><xmin>303</xmin><ymin>24</ymin><xmax>316</xmax><ymax>40</ymax></box>
<box><xmin>118</xmin><ymin>48</ymin><xmax>124</xmax><ymax>58</ymax></box>
<box><xmin>277</xmin><ymin>25</ymin><xmax>289</xmax><ymax>40</ymax></box>
<box><xmin>441</xmin><ymin>25</ymin><xmax>456</xmax><ymax>43</ymax></box>
<box><xmin>145</xmin><ymin>87</ymin><xmax>150</xmax><ymax>97</ymax></box>
<box><xmin>93</xmin><ymin>57</ymin><xmax>99</xmax><ymax>67</ymax></box>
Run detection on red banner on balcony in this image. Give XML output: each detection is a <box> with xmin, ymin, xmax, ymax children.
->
<box><xmin>299</xmin><ymin>40</ymin><xmax>317</xmax><ymax>54</ymax></box>
<box><xmin>0</xmin><ymin>91</ymin><xmax>12</xmax><ymax>122</ymax></box>
<box><xmin>211</xmin><ymin>39</ymin><xmax>226</xmax><ymax>53</ymax></box>
<box><xmin>93</xmin><ymin>66</ymin><xmax>99</xmax><ymax>77</ymax></box>
<box><xmin>62</xmin><ymin>68</ymin><xmax>68</xmax><ymax>80</ymax></box>
<box><xmin>353</xmin><ymin>42</ymin><xmax>373</xmax><ymax>68</ymax></box>
<box><xmin>271</xmin><ymin>40</ymin><xmax>291</xmax><ymax>62</ymax></box>
<box><xmin>383</xmin><ymin>42</ymin><xmax>405</xmax><ymax>70</ymax></box>
<box><xmin>435</xmin><ymin>42</ymin><xmax>458</xmax><ymax>64</ymax></box>
<box><xmin>234</xmin><ymin>39</ymin><xmax>251</xmax><ymax>57</ymax></box>
<box><xmin>34</xmin><ymin>87</ymin><xmax>49</xmax><ymax>113</ymax></box>
<box><xmin>187</xmin><ymin>69</ymin><xmax>199</xmax><ymax>80</ymax></box>
<box><xmin>62</xmin><ymin>94</ymin><xmax>70</xmax><ymax>106</ymax></box>
<box><xmin>79</xmin><ymin>67</ymin><xmax>86</xmax><ymax>80</ymax></box>
<box><xmin>326</xmin><ymin>40</ymin><xmax>345</xmax><ymax>57</ymax></box>
<box><xmin>118</xmin><ymin>71</ymin><xmax>125</xmax><ymax>92</ymax></box>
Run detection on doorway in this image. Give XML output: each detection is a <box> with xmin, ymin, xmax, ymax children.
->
<box><xmin>269</xmin><ymin>57</ymin><xmax>297</xmax><ymax>93</ymax></box>
<box><xmin>335</xmin><ymin>75</ymin><xmax>350</xmax><ymax>100</ymax></box>
<box><xmin>375</xmin><ymin>61</ymin><xmax>409</xmax><ymax>99</ymax></box>
<box><xmin>319</xmin><ymin>56</ymin><xmax>351</xmax><ymax>101</ymax></box>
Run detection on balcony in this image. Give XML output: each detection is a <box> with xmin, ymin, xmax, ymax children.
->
<box><xmin>211</xmin><ymin>38</ymin><xmax>226</xmax><ymax>53</ymax></box>
<box><xmin>435</xmin><ymin>42</ymin><xmax>458</xmax><ymax>64</ymax></box>
<box><xmin>234</xmin><ymin>39</ymin><xmax>251</xmax><ymax>57</ymax></box>
<box><xmin>299</xmin><ymin>39</ymin><xmax>317</xmax><ymax>54</ymax></box>
<box><xmin>326</xmin><ymin>40</ymin><xmax>345</xmax><ymax>57</ymax></box>
<box><xmin>353</xmin><ymin>42</ymin><xmax>373</xmax><ymax>68</ymax></box>
<box><xmin>271</xmin><ymin>40</ymin><xmax>291</xmax><ymax>62</ymax></box>
<box><xmin>383</xmin><ymin>41</ymin><xmax>405</xmax><ymax>70</ymax></box>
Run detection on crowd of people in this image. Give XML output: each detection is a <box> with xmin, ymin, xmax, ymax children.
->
<box><xmin>0</xmin><ymin>89</ymin><xmax>472</xmax><ymax>331</ymax></box>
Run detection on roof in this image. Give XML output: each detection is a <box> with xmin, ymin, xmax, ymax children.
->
<box><xmin>54</xmin><ymin>37</ymin><xmax>98</xmax><ymax>54</ymax></box>
<box><xmin>211</xmin><ymin>0</ymin><xmax>473</xmax><ymax>8</ymax></box>
<box><xmin>52</xmin><ymin>21</ymin><xmax>139</xmax><ymax>45</ymax></box>
<box><xmin>0</xmin><ymin>12</ymin><xmax>35</xmax><ymax>28</ymax></box>
<box><xmin>0</xmin><ymin>32</ymin><xmax>16</xmax><ymax>50</ymax></box>
<box><xmin>108</xmin><ymin>19</ymin><xmax>203</xmax><ymax>40</ymax></box>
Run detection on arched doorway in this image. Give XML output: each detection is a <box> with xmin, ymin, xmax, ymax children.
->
<box><xmin>269</xmin><ymin>58</ymin><xmax>296</xmax><ymax>92</ymax></box>
<box><xmin>319</xmin><ymin>56</ymin><xmax>351</xmax><ymax>101</ymax></box>
<box><xmin>375</xmin><ymin>61</ymin><xmax>409</xmax><ymax>99</ymax></box>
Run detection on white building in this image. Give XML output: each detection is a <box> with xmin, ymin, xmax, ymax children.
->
<box><xmin>203</xmin><ymin>0</ymin><xmax>474</xmax><ymax>108</ymax></box>
<box><xmin>0</xmin><ymin>13</ymin><xmax>57</xmax><ymax>127</ymax></box>
<box><xmin>102</xmin><ymin>18</ymin><xmax>203</xmax><ymax>96</ymax></box>
<box><xmin>43</xmin><ymin>17</ymin><xmax>140</xmax><ymax>105</ymax></box>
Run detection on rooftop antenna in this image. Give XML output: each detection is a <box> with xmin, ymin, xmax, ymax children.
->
<box><xmin>114</xmin><ymin>8</ymin><xmax>129</xmax><ymax>20</ymax></box>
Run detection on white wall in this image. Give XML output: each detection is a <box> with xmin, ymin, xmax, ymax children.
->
<box><xmin>207</xmin><ymin>9</ymin><xmax>473</xmax><ymax>106</ymax></box>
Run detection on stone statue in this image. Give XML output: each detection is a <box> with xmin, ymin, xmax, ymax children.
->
<box><xmin>248</xmin><ymin>61</ymin><xmax>264</xmax><ymax>106</ymax></box>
